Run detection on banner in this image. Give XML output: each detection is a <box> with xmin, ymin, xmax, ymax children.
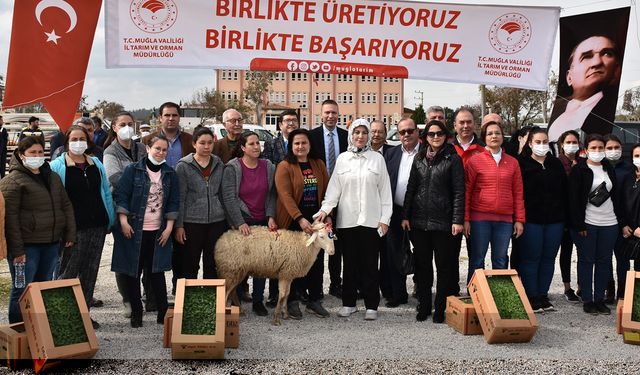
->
<box><xmin>3</xmin><ymin>0</ymin><xmax>102</xmax><ymax>132</ymax></box>
<box><xmin>105</xmin><ymin>0</ymin><xmax>558</xmax><ymax>90</ymax></box>
<box><xmin>547</xmin><ymin>7</ymin><xmax>630</xmax><ymax>142</ymax></box>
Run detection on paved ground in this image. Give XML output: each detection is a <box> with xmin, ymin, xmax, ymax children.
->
<box><xmin>1</xmin><ymin>235</ymin><xmax>639</xmax><ymax>374</ymax></box>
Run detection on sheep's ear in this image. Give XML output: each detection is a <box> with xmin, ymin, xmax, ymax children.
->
<box><xmin>311</xmin><ymin>222</ymin><xmax>325</xmax><ymax>231</ymax></box>
<box><xmin>305</xmin><ymin>232</ymin><xmax>318</xmax><ymax>247</ymax></box>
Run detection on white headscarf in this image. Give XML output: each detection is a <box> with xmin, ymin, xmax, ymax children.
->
<box><xmin>347</xmin><ymin>118</ymin><xmax>372</xmax><ymax>155</ymax></box>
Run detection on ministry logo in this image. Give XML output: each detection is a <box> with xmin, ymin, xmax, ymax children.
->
<box><xmin>130</xmin><ymin>0</ymin><xmax>177</xmax><ymax>33</ymax></box>
<box><xmin>488</xmin><ymin>13</ymin><xmax>532</xmax><ymax>54</ymax></box>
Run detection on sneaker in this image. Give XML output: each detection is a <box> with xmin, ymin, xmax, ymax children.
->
<box><xmin>252</xmin><ymin>302</ymin><xmax>268</xmax><ymax>317</ymax></box>
<box><xmin>540</xmin><ymin>296</ymin><xmax>556</xmax><ymax>312</ymax></box>
<box><xmin>306</xmin><ymin>301</ymin><xmax>330</xmax><ymax>318</ymax></box>
<box><xmin>564</xmin><ymin>289</ymin><xmax>580</xmax><ymax>303</ymax></box>
<box><xmin>265</xmin><ymin>297</ymin><xmax>277</xmax><ymax>309</ymax></box>
<box><xmin>91</xmin><ymin>318</ymin><xmax>100</xmax><ymax>330</ymax></box>
<box><xmin>337</xmin><ymin>306</ymin><xmax>357</xmax><ymax>317</ymax></box>
<box><xmin>583</xmin><ymin>302</ymin><xmax>598</xmax><ymax>315</ymax></box>
<box><xmin>123</xmin><ymin>302</ymin><xmax>132</xmax><ymax>318</ymax></box>
<box><xmin>530</xmin><ymin>297</ymin><xmax>545</xmax><ymax>313</ymax></box>
<box><xmin>287</xmin><ymin>301</ymin><xmax>302</xmax><ymax>319</ymax></box>
<box><xmin>595</xmin><ymin>302</ymin><xmax>611</xmax><ymax>315</ymax></box>
<box><xmin>364</xmin><ymin>309</ymin><xmax>378</xmax><ymax>320</ymax></box>
<box><xmin>576</xmin><ymin>289</ymin><xmax>583</xmax><ymax>302</ymax></box>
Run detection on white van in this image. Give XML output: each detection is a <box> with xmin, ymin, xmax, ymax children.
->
<box><xmin>205</xmin><ymin>124</ymin><xmax>274</xmax><ymax>151</ymax></box>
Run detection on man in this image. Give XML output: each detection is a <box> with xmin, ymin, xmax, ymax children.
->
<box><xmin>212</xmin><ymin>108</ymin><xmax>244</xmax><ymax>164</ymax></box>
<box><xmin>370</xmin><ymin>120</ymin><xmax>391</xmax><ymax>154</ymax></box>
<box><xmin>92</xmin><ymin>116</ymin><xmax>108</xmax><ymax>148</ymax></box>
<box><xmin>427</xmin><ymin>106</ymin><xmax>446</xmax><ymax>122</ymax></box>
<box><xmin>451</xmin><ymin>108</ymin><xmax>484</xmax><ymax>167</ymax></box>
<box><xmin>18</xmin><ymin>116</ymin><xmax>44</xmax><ymax>142</ymax></box>
<box><xmin>548</xmin><ymin>35</ymin><xmax>622</xmax><ymax>141</ymax></box>
<box><xmin>383</xmin><ymin>118</ymin><xmax>421</xmax><ymax>307</ymax></box>
<box><xmin>142</xmin><ymin>102</ymin><xmax>195</xmax><ymax>169</ymax></box>
<box><xmin>309</xmin><ymin>99</ymin><xmax>348</xmax><ymax>298</ymax></box>
<box><xmin>0</xmin><ymin>116</ymin><xmax>7</xmax><ymax>178</ymax></box>
<box><xmin>51</xmin><ymin>117</ymin><xmax>104</xmax><ymax>161</ymax></box>
<box><xmin>263</xmin><ymin>109</ymin><xmax>299</xmax><ymax>165</ymax></box>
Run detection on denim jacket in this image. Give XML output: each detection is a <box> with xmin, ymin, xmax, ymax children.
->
<box><xmin>111</xmin><ymin>158</ymin><xmax>179</xmax><ymax>277</ymax></box>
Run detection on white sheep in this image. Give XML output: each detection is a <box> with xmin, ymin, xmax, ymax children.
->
<box><xmin>214</xmin><ymin>222</ymin><xmax>336</xmax><ymax>325</ymax></box>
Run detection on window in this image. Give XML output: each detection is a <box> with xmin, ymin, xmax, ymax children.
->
<box><xmin>291</xmin><ymin>73</ymin><xmax>308</xmax><ymax>81</ymax></box>
<box><xmin>301</xmin><ymin>115</ymin><xmax>308</xmax><ymax>126</ymax></box>
<box><xmin>314</xmin><ymin>73</ymin><xmax>331</xmax><ymax>82</ymax></box>
<box><xmin>383</xmin><ymin>77</ymin><xmax>400</xmax><ymax>83</ymax></box>
<box><xmin>383</xmin><ymin>93</ymin><xmax>399</xmax><ymax>104</ymax></box>
<box><xmin>220</xmin><ymin>70</ymin><xmax>239</xmax><ymax>81</ymax></box>
<box><xmin>315</xmin><ymin>92</ymin><xmax>331</xmax><ymax>104</ymax></box>
<box><xmin>265</xmin><ymin>114</ymin><xmax>279</xmax><ymax>126</ymax></box>
<box><xmin>361</xmin><ymin>76</ymin><xmax>377</xmax><ymax>82</ymax></box>
<box><xmin>269</xmin><ymin>91</ymin><xmax>285</xmax><ymax>103</ymax></box>
<box><xmin>337</xmin><ymin>92</ymin><xmax>353</xmax><ymax>104</ymax></box>
<box><xmin>337</xmin><ymin>74</ymin><xmax>353</xmax><ymax>82</ymax></box>
<box><xmin>314</xmin><ymin>115</ymin><xmax>321</xmax><ymax>125</ymax></box>
<box><xmin>220</xmin><ymin>91</ymin><xmax>238</xmax><ymax>100</ymax></box>
<box><xmin>274</xmin><ymin>72</ymin><xmax>286</xmax><ymax>81</ymax></box>
<box><xmin>361</xmin><ymin>92</ymin><xmax>376</xmax><ymax>104</ymax></box>
<box><xmin>290</xmin><ymin>92</ymin><xmax>308</xmax><ymax>107</ymax></box>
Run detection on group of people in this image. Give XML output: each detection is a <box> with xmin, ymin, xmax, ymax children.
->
<box><xmin>1</xmin><ymin>99</ymin><xmax>639</xmax><ymax>330</ymax></box>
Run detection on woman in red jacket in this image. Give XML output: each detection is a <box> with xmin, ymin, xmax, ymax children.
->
<box><xmin>464</xmin><ymin>121</ymin><xmax>525</xmax><ymax>283</ymax></box>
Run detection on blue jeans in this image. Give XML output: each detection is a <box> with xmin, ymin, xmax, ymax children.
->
<box><xmin>518</xmin><ymin>222</ymin><xmax>564</xmax><ymax>298</ymax></box>
<box><xmin>571</xmin><ymin>224</ymin><xmax>618</xmax><ymax>303</ymax></box>
<box><xmin>467</xmin><ymin>221</ymin><xmax>513</xmax><ymax>283</ymax></box>
<box><xmin>7</xmin><ymin>243</ymin><xmax>59</xmax><ymax>323</ymax></box>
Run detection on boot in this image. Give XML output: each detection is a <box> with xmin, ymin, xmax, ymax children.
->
<box><xmin>131</xmin><ymin>310</ymin><xmax>143</xmax><ymax>328</ymax></box>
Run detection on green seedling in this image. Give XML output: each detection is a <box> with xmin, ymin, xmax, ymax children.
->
<box><xmin>460</xmin><ymin>297</ymin><xmax>474</xmax><ymax>304</ymax></box>
<box><xmin>486</xmin><ymin>276</ymin><xmax>528</xmax><ymax>320</ymax></box>
<box><xmin>633</xmin><ymin>279</ymin><xmax>640</xmax><ymax>322</ymax></box>
<box><xmin>41</xmin><ymin>287</ymin><xmax>88</xmax><ymax>347</ymax></box>
<box><xmin>182</xmin><ymin>286</ymin><xmax>217</xmax><ymax>335</ymax></box>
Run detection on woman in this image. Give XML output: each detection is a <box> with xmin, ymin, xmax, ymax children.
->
<box><xmin>275</xmin><ymin>128</ymin><xmax>330</xmax><ymax>319</ymax></box>
<box><xmin>556</xmin><ymin>130</ymin><xmax>581</xmax><ymax>303</ymax></box>
<box><xmin>604</xmin><ymin>134</ymin><xmax>633</xmax><ymax>301</ymax></box>
<box><xmin>103</xmin><ymin>111</ymin><xmax>148</xmax><ymax>316</ymax></box>
<box><xmin>174</xmin><ymin>127</ymin><xmax>226</xmax><ymax>279</ymax></box>
<box><xmin>620</xmin><ymin>144</ymin><xmax>640</xmax><ymax>275</ymax></box>
<box><xmin>568</xmin><ymin>134</ymin><xmax>621</xmax><ymax>315</ymax></box>
<box><xmin>316</xmin><ymin>118</ymin><xmax>392</xmax><ymax>321</ymax></box>
<box><xmin>222</xmin><ymin>131</ymin><xmax>277</xmax><ymax>317</ymax></box>
<box><xmin>0</xmin><ymin>137</ymin><xmax>75</xmax><ymax>323</ymax></box>
<box><xmin>50</xmin><ymin>126</ymin><xmax>115</xmax><ymax>328</ymax></box>
<box><xmin>401</xmin><ymin>120</ymin><xmax>464</xmax><ymax>323</ymax></box>
<box><xmin>517</xmin><ymin>128</ymin><xmax>567</xmax><ymax>312</ymax></box>
<box><xmin>464</xmin><ymin>120</ymin><xmax>525</xmax><ymax>283</ymax></box>
<box><xmin>112</xmin><ymin>136</ymin><xmax>179</xmax><ymax>327</ymax></box>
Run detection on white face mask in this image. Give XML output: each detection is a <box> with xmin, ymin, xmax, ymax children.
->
<box><xmin>117</xmin><ymin>126</ymin><xmax>135</xmax><ymax>141</ymax></box>
<box><xmin>23</xmin><ymin>156</ymin><xmax>46</xmax><ymax>170</ymax></box>
<box><xmin>148</xmin><ymin>155</ymin><xmax>165</xmax><ymax>166</ymax></box>
<box><xmin>587</xmin><ymin>151</ymin><xmax>605</xmax><ymax>163</ymax></box>
<box><xmin>563</xmin><ymin>144</ymin><xmax>579</xmax><ymax>155</ymax></box>
<box><xmin>605</xmin><ymin>149</ymin><xmax>622</xmax><ymax>161</ymax></box>
<box><xmin>531</xmin><ymin>144</ymin><xmax>550</xmax><ymax>157</ymax></box>
<box><xmin>634</xmin><ymin>158</ymin><xmax>640</xmax><ymax>168</ymax></box>
<box><xmin>69</xmin><ymin>141</ymin><xmax>88</xmax><ymax>156</ymax></box>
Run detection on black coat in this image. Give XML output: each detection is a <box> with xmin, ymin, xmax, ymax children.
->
<box><xmin>403</xmin><ymin>144</ymin><xmax>465</xmax><ymax>231</ymax></box>
<box><xmin>621</xmin><ymin>172</ymin><xmax>640</xmax><ymax>229</ymax></box>
<box><xmin>568</xmin><ymin>159</ymin><xmax>621</xmax><ymax>231</ymax></box>
<box><xmin>518</xmin><ymin>153</ymin><xmax>567</xmax><ymax>224</ymax></box>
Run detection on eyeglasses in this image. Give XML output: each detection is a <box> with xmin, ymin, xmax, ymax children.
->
<box><xmin>426</xmin><ymin>131</ymin><xmax>445</xmax><ymax>138</ymax></box>
<box><xmin>398</xmin><ymin>128</ymin><xmax>416</xmax><ymax>136</ymax></box>
<box><xmin>282</xmin><ymin>119</ymin><xmax>298</xmax><ymax>124</ymax></box>
<box><xmin>226</xmin><ymin>118</ymin><xmax>243</xmax><ymax>124</ymax></box>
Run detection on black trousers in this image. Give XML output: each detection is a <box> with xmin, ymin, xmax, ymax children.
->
<box><xmin>171</xmin><ymin>236</ymin><xmax>184</xmax><ymax>294</ymax></box>
<box><xmin>410</xmin><ymin>229</ymin><xmax>460</xmax><ymax>315</ymax></box>
<box><xmin>329</xmin><ymin>236</ymin><xmax>343</xmax><ymax>288</ymax></box>
<box><xmin>181</xmin><ymin>221</ymin><xmax>227</xmax><ymax>279</ymax></box>
<box><xmin>341</xmin><ymin>226</ymin><xmax>381</xmax><ymax>310</ymax></box>
<box><xmin>124</xmin><ymin>230</ymin><xmax>168</xmax><ymax>317</ymax></box>
<box><xmin>559</xmin><ymin>228</ymin><xmax>574</xmax><ymax>284</ymax></box>
<box><xmin>383</xmin><ymin>206</ymin><xmax>408</xmax><ymax>302</ymax></box>
<box><xmin>290</xmin><ymin>250</ymin><xmax>325</xmax><ymax>302</ymax></box>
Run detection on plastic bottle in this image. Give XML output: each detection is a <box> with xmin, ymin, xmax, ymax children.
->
<box><xmin>14</xmin><ymin>261</ymin><xmax>25</xmax><ymax>289</ymax></box>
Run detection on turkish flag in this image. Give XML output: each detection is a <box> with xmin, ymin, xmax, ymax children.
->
<box><xmin>3</xmin><ymin>0</ymin><xmax>102</xmax><ymax>133</ymax></box>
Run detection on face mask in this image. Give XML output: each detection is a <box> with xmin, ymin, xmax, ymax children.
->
<box><xmin>23</xmin><ymin>156</ymin><xmax>46</xmax><ymax>170</ymax></box>
<box><xmin>531</xmin><ymin>144</ymin><xmax>550</xmax><ymax>157</ymax></box>
<box><xmin>563</xmin><ymin>144</ymin><xmax>579</xmax><ymax>155</ymax></box>
<box><xmin>605</xmin><ymin>149</ymin><xmax>622</xmax><ymax>161</ymax></box>
<box><xmin>117</xmin><ymin>126</ymin><xmax>135</xmax><ymax>141</ymax></box>
<box><xmin>69</xmin><ymin>141</ymin><xmax>88</xmax><ymax>156</ymax></box>
<box><xmin>587</xmin><ymin>151</ymin><xmax>605</xmax><ymax>163</ymax></box>
<box><xmin>634</xmin><ymin>158</ymin><xmax>640</xmax><ymax>168</ymax></box>
<box><xmin>148</xmin><ymin>155</ymin><xmax>165</xmax><ymax>166</ymax></box>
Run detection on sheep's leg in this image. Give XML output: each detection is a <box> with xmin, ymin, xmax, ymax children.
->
<box><xmin>223</xmin><ymin>274</ymin><xmax>245</xmax><ymax>315</ymax></box>
<box><xmin>273</xmin><ymin>279</ymin><xmax>292</xmax><ymax>326</ymax></box>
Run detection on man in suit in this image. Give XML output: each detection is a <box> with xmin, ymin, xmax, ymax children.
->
<box><xmin>383</xmin><ymin>118</ymin><xmax>421</xmax><ymax>307</ymax></box>
<box><xmin>370</xmin><ymin>120</ymin><xmax>392</xmax><ymax>154</ymax></box>
<box><xmin>309</xmin><ymin>99</ymin><xmax>347</xmax><ymax>298</ymax></box>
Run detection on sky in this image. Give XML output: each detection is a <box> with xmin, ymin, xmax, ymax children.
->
<box><xmin>1</xmin><ymin>0</ymin><xmax>639</xmax><ymax>112</ymax></box>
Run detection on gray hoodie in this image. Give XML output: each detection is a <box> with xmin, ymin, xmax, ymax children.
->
<box><xmin>175</xmin><ymin>153</ymin><xmax>226</xmax><ymax>227</ymax></box>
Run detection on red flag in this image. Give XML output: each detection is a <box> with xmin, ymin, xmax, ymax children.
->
<box><xmin>3</xmin><ymin>0</ymin><xmax>102</xmax><ymax>133</ymax></box>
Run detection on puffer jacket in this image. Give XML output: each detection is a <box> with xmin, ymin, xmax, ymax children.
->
<box><xmin>465</xmin><ymin>149</ymin><xmax>525</xmax><ymax>222</ymax></box>
<box><xmin>403</xmin><ymin>143</ymin><xmax>465</xmax><ymax>231</ymax></box>
<box><xmin>175</xmin><ymin>153</ymin><xmax>226</xmax><ymax>227</ymax></box>
<box><xmin>0</xmin><ymin>153</ymin><xmax>76</xmax><ymax>258</ymax></box>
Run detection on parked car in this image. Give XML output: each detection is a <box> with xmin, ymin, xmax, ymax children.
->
<box><xmin>386</xmin><ymin>124</ymin><xmax>426</xmax><ymax>147</ymax></box>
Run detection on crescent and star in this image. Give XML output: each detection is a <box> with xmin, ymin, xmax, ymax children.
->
<box><xmin>35</xmin><ymin>0</ymin><xmax>78</xmax><ymax>45</ymax></box>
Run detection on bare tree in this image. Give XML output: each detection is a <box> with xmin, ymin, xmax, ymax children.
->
<box><xmin>484</xmin><ymin>87</ymin><xmax>546</xmax><ymax>134</ymax></box>
<box><xmin>244</xmin><ymin>71</ymin><xmax>274</xmax><ymax>124</ymax></box>
<box><xmin>622</xmin><ymin>87</ymin><xmax>640</xmax><ymax>120</ymax></box>
<box><xmin>93</xmin><ymin>100</ymin><xmax>125</xmax><ymax>121</ymax></box>
<box><xmin>189</xmin><ymin>87</ymin><xmax>252</xmax><ymax>123</ymax></box>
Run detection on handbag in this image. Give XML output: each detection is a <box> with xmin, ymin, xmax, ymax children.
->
<box><xmin>393</xmin><ymin>230</ymin><xmax>415</xmax><ymax>276</ymax></box>
<box><xmin>588</xmin><ymin>181</ymin><xmax>610</xmax><ymax>207</ymax></box>
<box><xmin>622</xmin><ymin>236</ymin><xmax>640</xmax><ymax>261</ymax></box>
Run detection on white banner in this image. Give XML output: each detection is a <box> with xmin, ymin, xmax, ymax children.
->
<box><xmin>105</xmin><ymin>0</ymin><xmax>559</xmax><ymax>90</ymax></box>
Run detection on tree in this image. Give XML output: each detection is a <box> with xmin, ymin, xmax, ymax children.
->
<box><xmin>484</xmin><ymin>86</ymin><xmax>546</xmax><ymax>134</ymax></box>
<box><xmin>244</xmin><ymin>71</ymin><xmax>274</xmax><ymax>124</ymax></box>
<box><xmin>622</xmin><ymin>87</ymin><xmax>640</xmax><ymax>120</ymax></box>
<box><xmin>93</xmin><ymin>100</ymin><xmax>125</xmax><ymax>121</ymax></box>
<box><xmin>78</xmin><ymin>95</ymin><xmax>89</xmax><ymax>113</ymax></box>
<box><xmin>444</xmin><ymin>106</ymin><xmax>455</xmax><ymax>131</ymax></box>
<box><xmin>411</xmin><ymin>104</ymin><xmax>426</xmax><ymax>125</ymax></box>
<box><xmin>189</xmin><ymin>87</ymin><xmax>252</xmax><ymax>123</ymax></box>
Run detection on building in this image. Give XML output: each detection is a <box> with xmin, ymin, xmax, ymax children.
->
<box><xmin>215</xmin><ymin>70</ymin><xmax>404</xmax><ymax>129</ymax></box>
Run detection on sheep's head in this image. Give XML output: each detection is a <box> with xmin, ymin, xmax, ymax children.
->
<box><xmin>305</xmin><ymin>222</ymin><xmax>336</xmax><ymax>255</ymax></box>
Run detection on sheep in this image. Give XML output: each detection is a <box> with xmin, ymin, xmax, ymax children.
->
<box><xmin>214</xmin><ymin>222</ymin><xmax>336</xmax><ymax>325</ymax></box>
